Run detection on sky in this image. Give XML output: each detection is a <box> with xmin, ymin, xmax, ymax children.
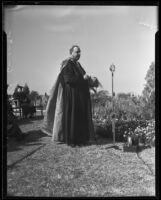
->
<box><xmin>4</xmin><ymin>5</ymin><xmax>158</xmax><ymax>96</ymax></box>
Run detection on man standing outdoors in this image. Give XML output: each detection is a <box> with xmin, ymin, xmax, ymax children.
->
<box><xmin>42</xmin><ymin>45</ymin><xmax>95</xmax><ymax>147</ymax></box>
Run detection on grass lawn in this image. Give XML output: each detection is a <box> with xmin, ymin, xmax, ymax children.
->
<box><xmin>7</xmin><ymin>117</ymin><xmax>155</xmax><ymax>197</ymax></box>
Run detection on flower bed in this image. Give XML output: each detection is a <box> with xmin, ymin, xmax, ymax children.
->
<box><xmin>123</xmin><ymin>120</ymin><xmax>155</xmax><ymax>147</ymax></box>
<box><xmin>93</xmin><ymin>116</ymin><xmax>155</xmax><ymax>147</ymax></box>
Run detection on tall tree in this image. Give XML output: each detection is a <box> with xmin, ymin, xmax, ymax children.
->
<box><xmin>142</xmin><ymin>62</ymin><xmax>155</xmax><ymax>119</ymax></box>
<box><xmin>29</xmin><ymin>90</ymin><xmax>39</xmax><ymax>102</ymax></box>
<box><xmin>143</xmin><ymin>62</ymin><xmax>155</xmax><ymax>99</ymax></box>
<box><xmin>23</xmin><ymin>83</ymin><xmax>30</xmax><ymax>96</ymax></box>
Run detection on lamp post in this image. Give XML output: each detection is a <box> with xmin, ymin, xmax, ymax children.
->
<box><xmin>110</xmin><ymin>64</ymin><xmax>116</xmax><ymax>145</ymax></box>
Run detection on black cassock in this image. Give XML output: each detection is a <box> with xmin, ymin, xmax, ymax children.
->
<box><xmin>60</xmin><ymin>58</ymin><xmax>92</xmax><ymax>145</ymax></box>
<box><xmin>42</xmin><ymin>58</ymin><xmax>94</xmax><ymax>146</ymax></box>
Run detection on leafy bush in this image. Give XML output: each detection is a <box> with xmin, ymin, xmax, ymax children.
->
<box><xmin>123</xmin><ymin>120</ymin><xmax>155</xmax><ymax>147</ymax></box>
<box><xmin>93</xmin><ymin>114</ymin><xmax>154</xmax><ymax>144</ymax></box>
<box><xmin>21</xmin><ymin>103</ymin><xmax>36</xmax><ymax>118</ymax></box>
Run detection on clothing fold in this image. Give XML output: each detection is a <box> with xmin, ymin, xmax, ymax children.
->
<box><xmin>41</xmin><ymin>75</ymin><xmax>63</xmax><ymax>139</ymax></box>
<box><xmin>41</xmin><ymin>59</ymin><xmax>95</xmax><ymax>144</ymax></box>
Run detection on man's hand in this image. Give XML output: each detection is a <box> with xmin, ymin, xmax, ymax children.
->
<box><xmin>83</xmin><ymin>74</ymin><xmax>90</xmax><ymax>80</ymax></box>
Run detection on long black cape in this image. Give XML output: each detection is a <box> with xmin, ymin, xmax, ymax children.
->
<box><xmin>41</xmin><ymin>58</ymin><xmax>95</xmax><ymax>145</ymax></box>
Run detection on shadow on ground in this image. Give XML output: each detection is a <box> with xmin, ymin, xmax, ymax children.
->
<box><xmin>17</xmin><ymin>116</ymin><xmax>44</xmax><ymax>125</ymax></box>
<box><xmin>136</xmin><ymin>144</ymin><xmax>152</xmax><ymax>153</ymax></box>
<box><xmin>7</xmin><ymin>130</ymin><xmax>50</xmax><ymax>152</ymax></box>
<box><xmin>77</xmin><ymin>135</ymin><xmax>123</xmax><ymax>151</ymax></box>
<box><xmin>104</xmin><ymin>145</ymin><xmax>122</xmax><ymax>150</ymax></box>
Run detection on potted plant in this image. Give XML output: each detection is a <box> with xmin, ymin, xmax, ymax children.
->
<box><xmin>123</xmin><ymin>129</ymin><xmax>139</xmax><ymax>152</ymax></box>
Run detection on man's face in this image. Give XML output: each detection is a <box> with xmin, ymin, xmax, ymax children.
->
<box><xmin>71</xmin><ymin>47</ymin><xmax>81</xmax><ymax>61</ymax></box>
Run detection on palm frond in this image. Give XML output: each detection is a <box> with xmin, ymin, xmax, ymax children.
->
<box><xmin>96</xmin><ymin>79</ymin><xmax>103</xmax><ymax>88</ymax></box>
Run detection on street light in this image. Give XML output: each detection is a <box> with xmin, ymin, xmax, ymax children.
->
<box><xmin>109</xmin><ymin>64</ymin><xmax>116</xmax><ymax>145</ymax></box>
<box><xmin>110</xmin><ymin>63</ymin><xmax>115</xmax><ymax>98</ymax></box>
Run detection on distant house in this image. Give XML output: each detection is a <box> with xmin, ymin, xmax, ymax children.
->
<box><xmin>17</xmin><ymin>85</ymin><xmax>24</xmax><ymax>92</ymax></box>
<box><xmin>34</xmin><ymin>97</ymin><xmax>42</xmax><ymax>106</ymax></box>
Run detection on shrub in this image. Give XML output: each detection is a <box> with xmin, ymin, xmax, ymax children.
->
<box><xmin>21</xmin><ymin>103</ymin><xmax>36</xmax><ymax>118</ymax></box>
<box><xmin>93</xmin><ymin>113</ymin><xmax>153</xmax><ymax>144</ymax></box>
<box><xmin>123</xmin><ymin>120</ymin><xmax>155</xmax><ymax>147</ymax></box>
